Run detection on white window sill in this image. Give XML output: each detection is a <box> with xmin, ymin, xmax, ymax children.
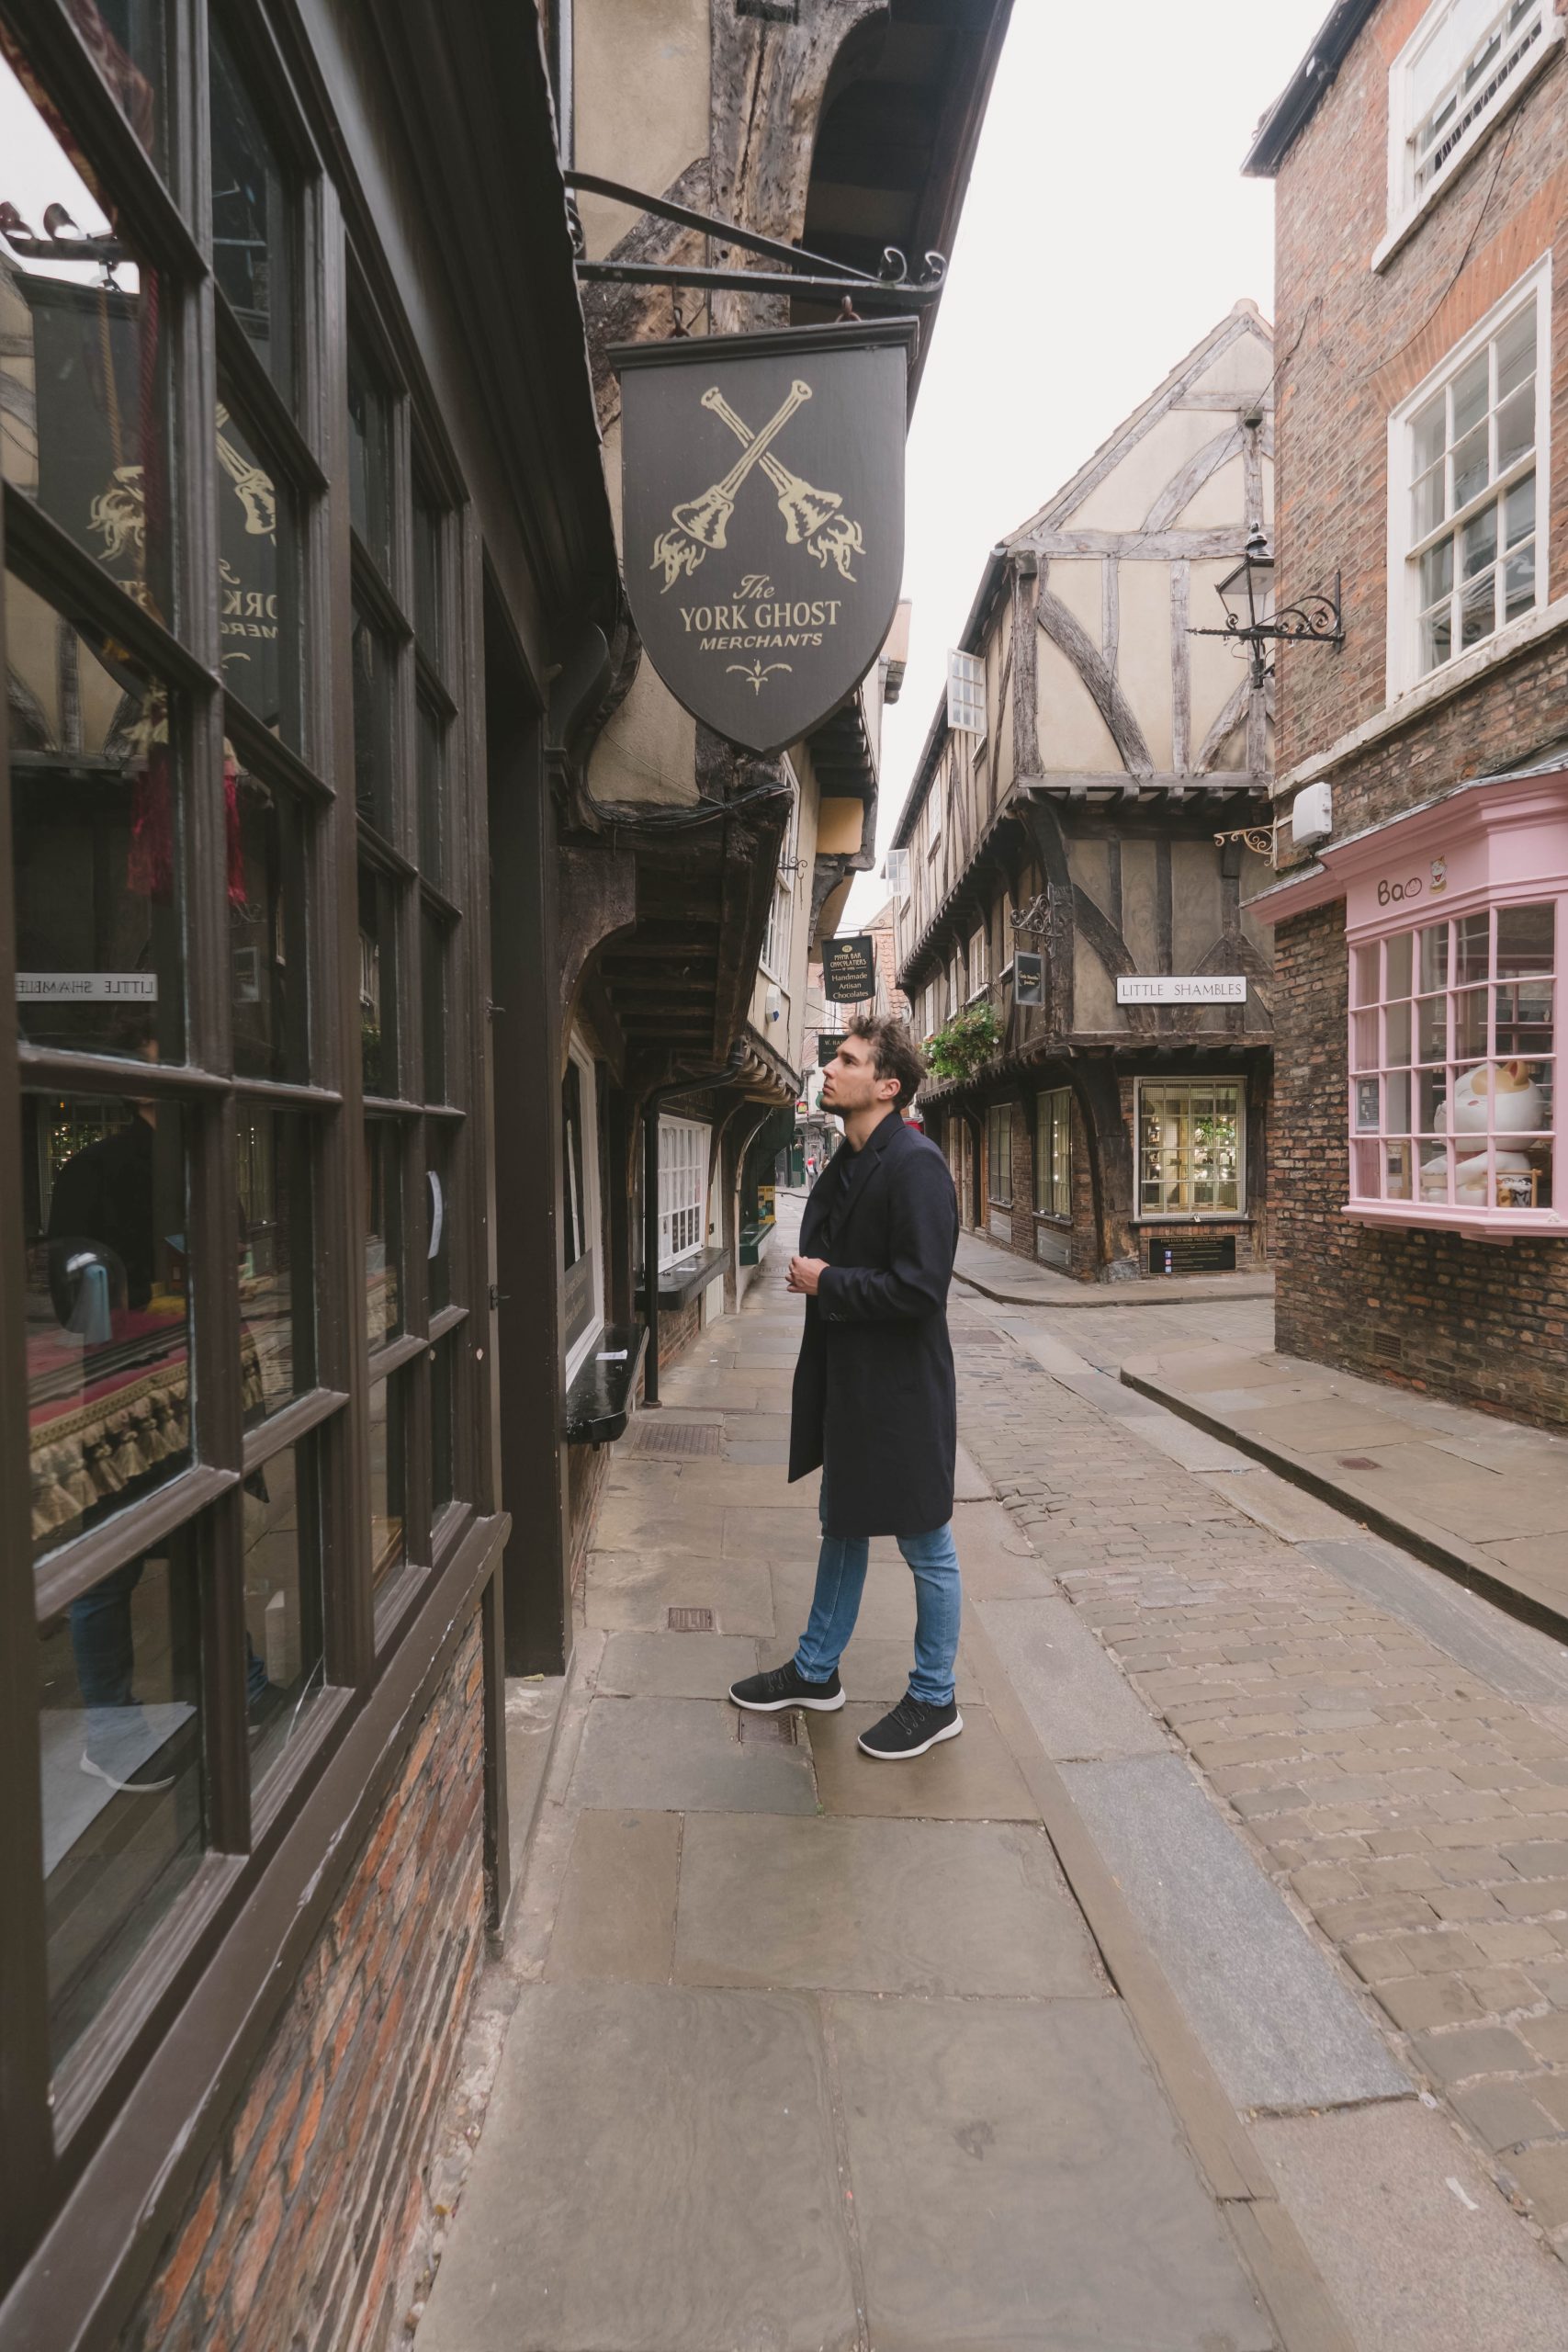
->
<box><xmin>1278</xmin><ymin>592</ymin><xmax>1568</xmax><ymax>795</ymax></box>
<box><xmin>1372</xmin><ymin>23</ymin><xmax>1563</xmax><ymax>276</ymax></box>
<box><xmin>1134</xmin><ymin>1214</ymin><xmax>1250</xmax><ymax>1227</ymax></box>
<box><xmin>1344</xmin><ymin>1201</ymin><xmax>1566</xmax><ymax>1240</ymax></box>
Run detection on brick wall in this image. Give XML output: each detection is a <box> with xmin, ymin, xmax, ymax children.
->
<box><xmin>122</xmin><ymin>1615</ymin><xmax>488</xmax><ymax>2352</ymax></box>
<box><xmin>1274</xmin><ymin>900</ymin><xmax>1568</xmax><ymax>1425</ymax></box>
<box><xmin>568</xmin><ymin>1438</ymin><xmax>611</xmax><ymax>1599</ymax></box>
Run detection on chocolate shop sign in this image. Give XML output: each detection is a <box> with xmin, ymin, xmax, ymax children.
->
<box><xmin>613</xmin><ymin>319</ymin><xmax>914</xmax><ymax>754</ymax></box>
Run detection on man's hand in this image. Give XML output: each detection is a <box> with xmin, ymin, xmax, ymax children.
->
<box><xmin>787</xmin><ymin>1255</ymin><xmax>828</xmax><ymax>1296</ymax></box>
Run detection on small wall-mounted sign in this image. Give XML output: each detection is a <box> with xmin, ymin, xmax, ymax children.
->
<box><xmin>817</xmin><ymin>1032</ymin><xmax>846</xmax><ymax>1067</ymax></box>
<box><xmin>1116</xmin><ymin>975</ymin><xmax>1247</xmax><ymax>1005</ymax></box>
<box><xmin>17</xmin><ymin>972</ymin><xmax>159</xmax><ymax>1001</ymax></box>
<box><xmin>1013</xmin><ymin>951</ymin><xmax>1045</xmax><ymax>1007</ymax></box>
<box><xmin>821</xmin><ymin>935</ymin><xmax>877</xmax><ymax>1002</ymax></box>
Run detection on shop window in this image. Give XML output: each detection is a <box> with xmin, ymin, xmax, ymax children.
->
<box><xmin>367</xmin><ymin>1369</ymin><xmax>407</xmax><ymax>1593</ymax></box>
<box><xmin>986</xmin><ymin>1103</ymin><xmax>1012</xmax><ymax>1205</ymax></box>
<box><xmin>1394</xmin><ymin>264</ymin><xmax>1547</xmax><ymax>687</ymax></box>
<box><xmin>1034</xmin><ymin>1087</ymin><xmax>1071</xmax><ymax>1219</ymax></box>
<box><xmin>244</xmin><ymin>1436</ymin><xmax>325</xmax><ymax>1786</ymax></box>
<box><xmin>231</xmin><ymin>766</ymin><xmax>310</xmax><ymax>1080</ymax></box>
<box><xmin>562</xmin><ymin>1040</ymin><xmax>604</xmax><ymax>1380</ymax></box>
<box><xmin>1388</xmin><ymin>0</ymin><xmax>1551</xmax><ymax>230</ymax></box>
<box><xmin>659</xmin><ymin>1115</ymin><xmax>707</xmax><ymax>1270</ymax></box>
<box><xmin>1138</xmin><ymin>1081</ymin><xmax>1245</xmax><ymax>1216</ymax></box>
<box><xmin>236</xmin><ymin>1102</ymin><xmax>314</xmax><ymax>1419</ymax></box>
<box><xmin>346</xmin><ymin>330</ymin><xmax>393</xmax><ymax>582</ymax></box>
<box><xmin>1350</xmin><ymin>901</ymin><xmax>1555</xmax><ymax>1218</ymax></box>
<box><xmin>209</xmin><ymin>8</ymin><xmax>295</xmax><ymax>397</ymax></box>
<box><xmin>216</xmin><ymin>386</ymin><xmax>301</xmax><ymax>745</ymax></box>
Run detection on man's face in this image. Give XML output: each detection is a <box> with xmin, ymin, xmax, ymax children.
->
<box><xmin>822</xmin><ymin>1033</ymin><xmax>895</xmax><ymax>1114</ymax></box>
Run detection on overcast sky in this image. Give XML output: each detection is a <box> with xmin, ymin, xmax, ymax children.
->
<box><xmin>845</xmin><ymin>0</ymin><xmax>1325</xmax><ymax>922</ymax></box>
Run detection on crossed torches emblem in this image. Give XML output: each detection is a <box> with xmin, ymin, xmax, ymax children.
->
<box><xmin>651</xmin><ymin>378</ymin><xmax>866</xmax><ymax>593</ymax></box>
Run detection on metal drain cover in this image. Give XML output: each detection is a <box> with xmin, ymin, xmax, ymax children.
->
<box><xmin>667</xmin><ymin>1607</ymin><xmax>715</xmax><ymax>1632</ymax></box>
<box><xmin>629</xmin><ymin>1419</ymin><xmax>723</xmax><ymax>1457</ymax></box>
<box><xmin>739</xmin><ymin>1710</ymin><xmax>796</xmax><ymax>1746</ymax></box>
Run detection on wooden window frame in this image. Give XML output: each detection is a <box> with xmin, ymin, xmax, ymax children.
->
<box><xmin>0</xmin><ymin>0</ymin><xmax>489</xmax><ymax>2278</ymax></box>
<box><xmin>1033</xmin><ymin>1086</ymin><xmax>1072</xmax><ymax>1221</ymax></box>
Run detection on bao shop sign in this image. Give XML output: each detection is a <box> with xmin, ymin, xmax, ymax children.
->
<box><xmin>613</xmin><ymin>319</ymin><xmax>914</xmax><ymax>754</ymax></box>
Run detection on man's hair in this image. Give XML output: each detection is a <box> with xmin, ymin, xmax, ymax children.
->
<box><xmin>846</xmin><ymin>1013</ymin><xmax>925</xmax><ymax>1110</ymax></box>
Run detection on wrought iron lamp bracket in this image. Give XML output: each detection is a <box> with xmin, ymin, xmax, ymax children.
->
<box><xmin>1213</xmin><ymin>826</ymin><xmax>1276</xmax><ymax>857</ymax></box>
<box><xmin>1010</xmin><ymin>894</ymin><xmax>1051</xmax><ymax>941</ymax></box>
<box><xmin>562</xmin><ymin>171</ymin><xmax>946</xmax><ymax>308</ymax></box>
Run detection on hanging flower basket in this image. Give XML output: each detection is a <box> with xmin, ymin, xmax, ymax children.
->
<box><xmin>924</xmin><ymin>999</ymin><xmax>1001</xmax><ymax>1084</ymax></box>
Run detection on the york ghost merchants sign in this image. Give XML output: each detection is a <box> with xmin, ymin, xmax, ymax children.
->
<box><xmin>613</xmin><ymin>319</ymin><xmax>914</xmax><ymax>754</ymax></box>
<box><xmin>821</xmin><ymin>934</ymin><xmax>877</xmax><ymax>1002</ymax></box>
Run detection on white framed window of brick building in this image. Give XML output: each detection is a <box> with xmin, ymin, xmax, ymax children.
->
<box><xmin>947</xmin><ymin>648</ymin><xmax>986</xmax><ymax>735</ymax></box>
<box><xmin>986</xmin><ymin>1103</ymin><xmax>1012</xmax><ymax>1207</ymax></box>
<box><xmin>1136</xmin><ymin>1080</ymin><xmax>1246</xmax><ymax>1216</ymax></box>
<box><xmin>659</xmin><ymin>1116</ymin><xmax>708</xmax><ymax>1271</ymax></box>
<box><xmin>967</xmin><ymin>922</ymin><xmax>988</xmax><ymax>999</ymax></box>
<box><xmin>1388</xmin><ymin>258</ymin><xmax>1550</xmax><ymax>694</ymax></box>
<box><xmin>1034</xmin><ymin>1088</ymin><xmax>1072</xmax><ymax>1220</ymax></box>
<box><xmin>1385</xmin><ymin>0</ymin><xmax>1557</xmax><ymax>250</ymax></box>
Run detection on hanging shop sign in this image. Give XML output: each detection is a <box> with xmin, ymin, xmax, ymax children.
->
<box><xmin>817</xmin><ymin>1031</ymin><xmax>846</xmax><ymax>1066</ymax></box>
<box><xmin>612</xmin><ymin>318</ymin><xmax>915</xmax><ymax>754</ymax></box>
<box><xmin>821</xmin><ymin>934</ymin><xmax>877</xmax><ymax>1002</ymax></box>
<box><xmin>1116</xmin><ymin>975</ymin><xmax>1247</xmax><ymax>1005</ymax></box>
<box><xmin>1013</xmin><ymin>951</ymin><xmax>1045</xmax><ymax>1006</ymax></box>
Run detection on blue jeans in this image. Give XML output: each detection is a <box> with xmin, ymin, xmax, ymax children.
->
<box><xmin>70</xmin><ymin>1556</ymin><xmax>268</xmax><ymax>1742</ymax></box>
<box><xmin>795</xmin><ymin>1521</ymin><xmax>962</xmax><ymax>1707</ymax></box>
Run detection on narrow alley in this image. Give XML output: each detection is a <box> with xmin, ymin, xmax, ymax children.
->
<box><xmin>417</xmin><ymin>1199</ymin><xmax>1568</xmax><ymax>2352</ymax></box>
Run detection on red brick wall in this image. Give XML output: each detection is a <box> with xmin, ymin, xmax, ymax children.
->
<box><xmin>1274</xmin><ymin>900</ymin><xmax>1568</xmax><ymax>1424</ymax></box>
<box><xmin>121</xmin><ymin>1617</ymin><xmax>488</xmax><ymax>2352</ymax></box>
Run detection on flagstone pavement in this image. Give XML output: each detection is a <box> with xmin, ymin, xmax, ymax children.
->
<box><xmin>415</xmin><ymin>1198</ymin><xmax>1568</xmax><ymax>2352</ymax></box>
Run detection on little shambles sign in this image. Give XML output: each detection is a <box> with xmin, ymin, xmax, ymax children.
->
<box><xmin>613</xmin><ymin>319</ymin><xmax>915</xmax><ymax>754</ymax></box>
<box><xmin>1115</xmin><ymin>975</ymin><xmax>1247</xmax><ymax>1005</ymax></box>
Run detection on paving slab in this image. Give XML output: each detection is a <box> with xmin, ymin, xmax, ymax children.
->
<box><xmin>1060</xmin><ymin>1752</ymin><xmax>1411</xmax><ymax>2113</ymax></box>
<box><xmin>717</xmin><ymin>1410</ymin><xmax>792</xmax><ymax>1441</ymax></box>
<box><xmin>1255</xmin><ymin>2101</ymin><xmax>1568</xmax><ymax>2351</ymax></box>
<box><xmin>568</xmin><ymin>1696</ymin><xmax>818</xmax><ymax>1815</ymax></box>
<box><xmin>417</xmin><ymin>1983</ymin><xmax>856</xmax><ymax>2352</ymax></box>
<box><xmin>806</xmin><ymin>1703</ymin><xmax>1041</xmax><ymax>1822</ymax></box>
<box><xmin>828</xmin><ymin>1993</ymin><xmax>1274</xmax><ymax>2352</ymax></box>
<box><xmin>725</xmin><ymin>1439</ymin><xmax>788</xmax><ymax>1464</ymax></box>
<box><xmin>674</xmin><ymin>1813</ymin><xmax>1104</xmax><ymax>1997</ymax></box>
<box><xmin>545</xmin><ymin>1810</ymin><xmax>680</xmax><ymax>1984</ymax></box>
<box><xmin>591</xmin><ymin>1497</ymin><xmax>726</xmax><ymax>1555</ymax></box>
<box><xmin>1196</xmin><ymin>1468</ymin><xmax>1364</xmax><ymax>1542</ymax></box>
<box><xmin>595</xmin><ymin>1631</ymin><xmax>761</xmax><ymax>1701</ymax></box>
<box><xmin>977</xmin><ymin>1593</ymin><xmax>1171</xmax><ymax>1762</ymax></box>
<box><xmin>583</xmin><ymin>1554</ymin><xmax>775</xmax><ymax>1637</ymax></box>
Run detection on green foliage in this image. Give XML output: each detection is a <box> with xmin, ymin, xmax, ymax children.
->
<box><xmin>924</xmin><ymin>998</ymin><xmax>1001</xmax><ymax>1083</ymax></box>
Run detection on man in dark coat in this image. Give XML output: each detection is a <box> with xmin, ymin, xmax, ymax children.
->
<box><xmin>730</xmin><ymin>1015</ymin><xmax>964</xmax><ymax>1759</ymax></box>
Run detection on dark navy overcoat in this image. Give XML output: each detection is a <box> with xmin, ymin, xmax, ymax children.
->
<box><xmin>787</xmin><ymin>1110</ymin><xmax>959</xmax><ymax>1538</ymax></box>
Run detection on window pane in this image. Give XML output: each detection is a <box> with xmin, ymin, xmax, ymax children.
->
<box><xmin>1411</xmin><ymin>394</ymin><xmax>1445</xmax><ymax>479</ymax></box>
<box><xmin>237</xmin><ymin>1103</ymin><xmax>313</xmax><ymax>1418</ymax></box>
<box><xmin>1457</xmin><ymin>911</ymin><xmax>1491</xmax><ymax>984</ymax></box>
<box><xmin>1355</xmin><ymin>1077</ymin><xmax>1380</xmax><ymax>1131</ymax></box>
<box><xmin>39</xmin><ymin>1521</ymin><xmax>203</xmax><ymax>2070</ymax></box>
<box><xmin>1461</xmin><ymin>503</ymin><xmax>1497</xmax><ymax>579</ymax></box>
<box><xmin>417</xmin><ymin>698</ymin><xmax>446</xmax><ymax>888</ymax></box>
<box><xmin>1504</xmin><ymin>543</ymin><xmax>1536</xmax><ymax>622</ymax></box>
<box><xmin>1382</xmin><ymin>1141</ymin><xmax>1414</xmax><ymax>1202</ymax></box>
<box><xmin>358</xmin><ymin>861</ymin><xmax>399</xmax><ymax>1097</ymax></box>
<box><xmin>217</xmin><ymin>390</ymin><xmax>299</xmax><ymax>744</ymax></box>
<box><xmin>1495</xmin><ymin>383</ymin><xmax>1534</xmax><ymax>471</ymax></box>
<box><xmin>352</xmin><ymin>601</ymin><xmax>396</xmax><ymax>840</ymax></box>
<box><xmin>1456</xmin><ymin>986</ymin><xmax>1488</xmax><ymax>1058</ymax></box>
<box><xmin>1451</xmin><ymin>423</ymin><xmax>1488</xmax><ymax>509</ymax></box>
<box><xmin>231</xmin><ymin>765</ymin><xmax>308</xmax><ymax>1081</ymax></box>
<box><xmin>364</xmin><ymin>1117</ymin><xmax>403</xmax><ymax>1351</ymax></box>
<box><xmin>1418</xmin><ymin>538</ymin><xmax>1452</xmax><ymax>608</ymax></box>
<box><xmin>1417</xmin><ymin>995</ymin><xmax>1446</xmax><ymax>1060</ymax></box>
<box><xmin>1417</xmin><ymin>922</ymin><xmax>1449</xmax><ymax>990</ymax></box>
<box><xmin>209</xmin><ymin>11</ymin><xmax>293</xmax><ymax>395</ymax></box>
<box><xmin>1386</xmin><ymin>1000</ymin><xmax>1412</xmax><ymax>1065</ymax></box>
<box><xmin>1495</xmin><ymin>978</ymin><xmax>1553</xmax><ymax>1055</ymax></box>
<box><xmin>245</xmin><ymin>1437</ymin><xmax>325</xmax><ymax>1782</ymax></box>
<box><xmin>413</xmin><ymin>490</ymin><xmax>442</xmax><ymax>661</ymax></box>
<box><xmin>1420</xmin><ymin>604</ymin><xmax>1453</xmax><ymax>673</ymax></box>
<box><xmin>1495</xmin><ymin>305</ymin><xmax>1535</xmax><ymax>399</ymax></box>
<box><xmin>1352</xmin><ymin>944</ymin><xmax>1380</xmax><ymax>1007</ymax></box>
<box><xmin>1385</xmin><ymin>933</ymin><xmax>1413</xmax><ymax>999</ymax></box>
<box><xmin>1451</xmin><ymin>352</ymin><xmax>1488</xmax><ymax>440</ymax></box>
<box><xmin>10</xmin><ymin>570</ymin><xmax>184</xmax><ymax>1061</ymax></box>
<box><xmin>26</xmin><ymin>1090</ymin><xmax>189</xmax><ymax>1566</ymax></box>
<box><xmin>1460</xmin><ymin>567</ymin><xmax>1495</xmax><ymax>650</ymax></box>
<box><xmin>1505</xmin><ymin>472</ymin><xmax>1535</xmax><ymax>546</ymax></box>
<box><xmin>431</xmin><ymin>1334</ymin><xmax>454</xmax><ymax>1519</ymax></box>
<box><xmin>1496</xmin><ymin>904</ymin><xmax>1554</xmax><ymax>978</ymax></box>
<box><xmin>1418</xmin><ymin>1143</ymin><xmax>1450</xmax><ymax>1203</ymax></box>
<box><xmin>1386</xmin><ymin>1069</ymin><xmax>1411</xmax><ymax>1133</ymax></box>
<box><xmin>1351</xmin><ymin>1011</ymin><xmax>1378</xmax><ymax>1069</ymax></box>
<box><xmin>346</xmin><ymin>335</ymin><xmax>392</xmax><ymax>578</ymax></box>
<box><xmin>422</xmin><ymin>907</ymin><xmax>448</xmax><ymax>1104</ymax></box>
<box><xmin>427</xmin><ymin>1124</ymin><xmax>454</xmax><ymax>1312</ymax></box>
<box><xmin>1416</xmin><ymin>1067</ymin><xmax>1448</xmax><ymax>1133</ymax></box>
<box><xmin>368</xmin><ymin>1373</ymin><xmax>406</xmax><ymax>1589</ymax></box>
<box><xmin>0</xmin><ymin>52</ymin><xmax>174</xmax><ymax>622</ymax></box>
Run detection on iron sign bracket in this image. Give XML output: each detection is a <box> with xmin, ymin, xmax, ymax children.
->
<box><xmin>565</xmin><ymin>170</ymin><xmax>946</xmax><ymax>308</ymax></box>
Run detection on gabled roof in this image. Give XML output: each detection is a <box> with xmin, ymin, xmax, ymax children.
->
<box><xmin>889</xmin><ymin>300</ymin><xmax>1273</xmax><ymax>851</ymax></box>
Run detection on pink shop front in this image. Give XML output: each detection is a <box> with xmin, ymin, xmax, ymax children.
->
<box><xmin>1254</xmin><ymin>762</ymin><xmax>1568</xmax><ymax>1429</ymax></box>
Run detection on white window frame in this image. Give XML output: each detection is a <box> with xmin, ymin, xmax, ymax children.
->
<box><xmin>948</xmin><ymin>951</ymin><xmax>964</xmax><ymax>1021</ymax></box>
<box><xmin>1134</xmin><ymin>1079</ymin><xmax>1247</xmax><ymax>1220</ymax></box>
<box><xmin>658</xmin><ymin>1114</ymin><xmax>708</xmax><ymax>1272</ymax></box>
<box><xmin>563</xmin><ymin>1034</ymin><xmax>604</xmax><ymax>1384</ymax></box>
<box><xmin>1387</xmin><ymin>256</ymin><xmax>1551</xmax><ymax>698</ymax></box>
<box><xmin>967</xmin><ymin>922</ymin><xmax>988</xmax><ymax>1001</ymax></box>
<box><xmin>947</xmin><ymin>648</ymin><xmax>986</xmax><ymax>735</ymax></box>
<box><xmin>1382</xmin><ymin>0</ymin><xmax>1558</xmax><ymax>261</ymax></box>
<box><xmin>1034</xmin><ymin>1087</ymin><xmax>1072</xmax><ymax>1221</ymax></box>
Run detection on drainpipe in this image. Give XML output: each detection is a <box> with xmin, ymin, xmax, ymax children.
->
<box><xmin>642</xmin><ymin>1044</ymin><xmax>748</xmax><ymax>1406</ymax></box>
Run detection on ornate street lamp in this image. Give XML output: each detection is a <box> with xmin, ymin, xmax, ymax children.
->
<box><xmin>1190</xmin><ymin>526</ymin><xmax>1342</xmax><ymax>690</ymax></box>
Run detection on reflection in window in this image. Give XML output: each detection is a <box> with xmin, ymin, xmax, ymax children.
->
<box><xmin>346</xmin><ymin>334</ymin><xmax>392</xmax><ymax>578</ymax></box>
<box><xmin>244</xmin><ymin>1438</ymin><xmax>324</xmax><ymax>1784</ymax></box>
<box><xmin>1139</xmin><ymin>1083</ymin><xmax>1244</xmax><ymax>1215</ymax></box>
<box><xmin>25</xmin><ymin>1089</ymin><xmax>190</xmax><ymax>1564</ymax></box>
<box><xmin>231</xmin><ymin>766</ymin><xmax>308</xmax><ymax>1081</ymax></box>
<box><xmin>358</xmin><ymin>861</ymin><xmax>399</xmax><ymax>1097</ymax></box>
<box><xmin>431</xmin><ymin>1333</ymin><xmax>455</xmax><ymax>1521</ymax></box>
<box><xmin>9</xmin><ymin>569</ymin><xmax>184</xmax><ymax>1061</ymax></box>
<box><xmin>1034</xmin><ymin>1088</ymin><xmax>1071</xmax><ymax>1220</ymax></box>
<box><xmin>0</xmin><ymin>38</ymin><xmax>173</xmax><ymax>618</ymax></box>
<box><xmin>217</xmin><ymin>389</ymin><xmax>299</xmax><ymax>743</ymax></box>
<box><xmin>237</xmin><ymin>1104</ymin><xmax>313</xmax><ymax>1419</ymax></box>
<box><xmin>363</xmin><ymin>1117</ymin><xmax>402</xmax><ymax>1351</ymax></box>
<box><xmin>38</xmin><ymin>1521</ymin><xmax>203</xmax><ymax>2068</ymax></box>
<box><xmin>209</xmin><ymin>11</ymin><xmax>292</xmax><ymax>393</ymax></box>
<box><xmin>426</xmin><ymin>1123</ymin><xmax>453</xmax><ymax>1314</ymax></box>
<box><xmin>368</xmin><ymin>1373</ymin><xmax>406</xmax><ymax>1589</ymax></box>
<box><xmin>422</xmin><ymin>904</ymin><xmax>447</xmax><ymax>1103</ymax></box>
<box><xmin>417</xmin><ymin>696</ymin><xmax>446</xmax><ymax>888</ymax></box>
<box><xmin>352</xmin><ymin>599</ymin><xmax>395</xmax><ymax>838</ymax></box>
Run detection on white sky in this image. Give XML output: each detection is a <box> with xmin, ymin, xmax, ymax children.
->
<box><xmin>844</xmin><ymin>0</ymin><xmax>1325</xmax><ymax>921</ymax></box>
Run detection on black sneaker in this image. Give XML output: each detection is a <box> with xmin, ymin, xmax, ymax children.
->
<box><xmin>857</xmin><ymin>1693</ymin><xmax>963</xmax><ymax>1760</ymax></box>
<box><xmin>729</xmin><ymin>1660</ymin><xmax>845</xmax><ymax>1713</ymax></box>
